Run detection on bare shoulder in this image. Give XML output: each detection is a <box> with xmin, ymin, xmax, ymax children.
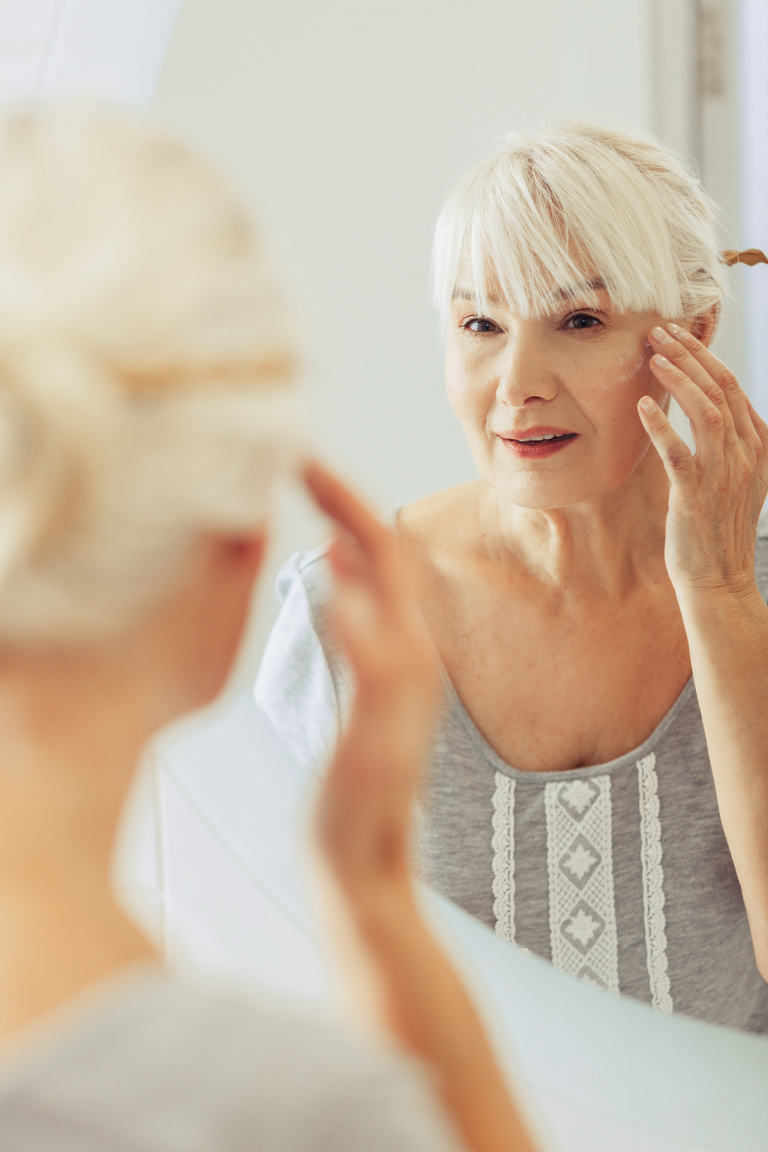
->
<box><xmin>395</xmin><ymin>482</ymin><xmax>481</xmax><ymax>562</ymax></box>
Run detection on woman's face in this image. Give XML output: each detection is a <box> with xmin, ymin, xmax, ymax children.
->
<box><xmin>446</xmin><ymin>282</ymin><xmax>671</xmax><ymax>509</ymax></box>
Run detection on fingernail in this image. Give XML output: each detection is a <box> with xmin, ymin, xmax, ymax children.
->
<box><xmin>651</xmin><ymin>354</ymin><xmax>669</xmax><ymax>368</ymax></box>
<box><xmin>651</xmin><ymin>326</ymin><xmax>672</xmax><ymax>345</ymax></box>
<box><xmin>667</xmin><ymin>323</ymin><xmax>687</xmax><ymax>339</ymax></box>
<box><xmin>639</xmin><ymin>396</ymin><xmax>655</xmax><ymax>413</ymax></box>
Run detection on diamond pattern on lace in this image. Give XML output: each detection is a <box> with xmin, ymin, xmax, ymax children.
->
<box><xmin>559</xmin><ymin>833</ymin><xmax>601</xmax><ymax>890</ymax></box>
<box><xmin>561</xmin><ymin>899</ymin><xmax>606</xmax><ymax>954</ymax></box>
<box><xmin>545</xmin><ymin>774</ymin><xmax>619</xmax><ymax>992</ymax></box>
<box><xmin>557</xmin><ymin>778</ymin><xmax>600</xmax><ymax>821</ymax></box>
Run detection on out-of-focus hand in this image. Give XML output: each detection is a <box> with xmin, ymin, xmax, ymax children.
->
<box><xmin>303</xmin><ymin>461</ymin><xmax>538</xmax><ymax>1152</ymax></box>
<box><xmin>303</xmin><ymin>461</ymin><xmax>440</xmax><ymax>907</ymax></box>
<box><xmin>639</xmin><ymin>323</ymin><xmax>768</xmax><ymax>598</ymax></box>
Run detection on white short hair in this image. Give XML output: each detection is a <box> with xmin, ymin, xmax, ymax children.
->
<box><xmin>0</xmin><ymin>105</ymin><xmax>302</xmax><ymax>643</ymax></box>
<box><xmin>433</xmin><ymin>120</ymin><xmax>728</xmax><ymax>325</ymax></box>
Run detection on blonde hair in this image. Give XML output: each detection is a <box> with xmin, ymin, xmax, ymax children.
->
<box><xmin>0</xmin><ymin>105</ymin><xmax>302</xmax><ymax>643</ymax></box>
<box><xmin>433</xmin><ymin>120</ymin><xmax>728</xmax><ymax>325</ymax></box>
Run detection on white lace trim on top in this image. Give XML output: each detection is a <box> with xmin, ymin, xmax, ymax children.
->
<box><xmin>637</xmin><ymin>753</ymin><xmax>673</xmax><ymax>1013</ymax></box>
<box><xmin>491</xmin><ymin>773</ymin><xmax>516</xmax><ymax>943</ymax></box>
<box><xmin>545</xmin><ymin>775</ymin><xmax>619</xmax><ymax>993</ymax></box>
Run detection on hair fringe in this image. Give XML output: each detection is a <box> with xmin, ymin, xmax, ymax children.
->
<box><xmin>433</xmin><ymin>120</ymin><xmax>727</xmax><ymax>327</ymax></box>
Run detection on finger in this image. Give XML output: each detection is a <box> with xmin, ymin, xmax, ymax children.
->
<box><xmin>648</xmin><ymin>326</ymin><xmax>737</xmax><ymax>445</ymax></box>
<box><xmin>648</xmin><ymin>355</ymin><xmax>724</xmax><ymax>463</ymax></box>
<box><xmin>638</xmin><ymin>394</ymin><xmax>697</xmax><ymax>482</ymax></box>
<box><xmin>303</xmin><ymin>460</ymin><xmax>399</xmax><ymax>584</ymax></box>
<box><xmin>665</xmin><ymin>324</ymin><xmax>755</xmax><ymax>446</ymax></box>
<box><xmin>326</xmin><ymin>531</ymin><xmax>368</xmax><ymax>581</ymax></box>
<box><xmin>326</xmin><ymin>574</ymin><xmax>388</xmax><ymax>679</ymax></box>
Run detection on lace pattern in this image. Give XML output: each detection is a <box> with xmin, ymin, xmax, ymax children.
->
<box><xmin>637</xmin><ymin>753</ymin><xmax>673</xmax><ymax>1013</ymax></box>
<box><xmin>545</xmin><ymin>775</ymin><xmax>619</xmax><ymax>992</ymax></box>
<box><xmin>491</xmin><ymin>773</ymin><xmax>516</xmax><ymax>943</ymax></box>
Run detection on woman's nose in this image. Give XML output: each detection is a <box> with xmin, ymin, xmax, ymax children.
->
<box><xmin>494</xmin><ymin>340</ymin><xmax>560</xmax><ymax>406</ymax></box>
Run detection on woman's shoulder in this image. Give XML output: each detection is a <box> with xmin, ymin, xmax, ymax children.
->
<box><xmin>2</xmin><ymin>972</ymin><xmax>460</xmax><ymax>1152</ymax></box>
<box><xmin>396</xmin><ymin>482</ymin><xmax>481</xmax><ymax>554</ymax></box>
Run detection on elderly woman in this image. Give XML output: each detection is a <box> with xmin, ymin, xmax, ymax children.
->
<box><xmin>0</xmin><ymin>105</ymin><xmax>537</xmax><ymax>1152</ymax></box>
<box><xmin>257</xmin><ymin>121</ymin><xmax>768</xmax><ymax>1033</ymax></box>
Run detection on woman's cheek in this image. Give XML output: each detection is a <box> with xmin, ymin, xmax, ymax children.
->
<box><xmin>445</xmin><ymin>363</ymin><xmax>491</xmax><ymax>426</ymax></box>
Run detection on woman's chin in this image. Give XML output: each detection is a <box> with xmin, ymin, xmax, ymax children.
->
<box><xmin>486</xmin><ymin>472</ymin><xmax>585</xmax><ymax>509</ymax></box>
<box><xmin>485</xmin><ymin>469</ymin><xmax>624</xmax><ymax>511</ymax></box>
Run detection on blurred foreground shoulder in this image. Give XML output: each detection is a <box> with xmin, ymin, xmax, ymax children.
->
<box><xmin>0</xmin><ymin>971</ymin><xmax>466</xmax><ymax>1152</ymax></box>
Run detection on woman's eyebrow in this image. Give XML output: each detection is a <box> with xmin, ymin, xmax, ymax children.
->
<box><xmin>554</xmin><ymin>277</ymin><xmax>606</xmax><ymax>301</ymax></box>
<box><xmin>451</xmin><ymin>287</ymin><xmax>504</xmax><ymax>303</ymax></box>
<box><xmin>451</xmin><ymin>280</ymin><xmax>606</xmax><ymax>305</ymax></box>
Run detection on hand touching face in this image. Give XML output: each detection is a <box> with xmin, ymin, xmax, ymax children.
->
<box><xmin>640</xmin><ymin>324</ymin><xmax>768</xmax><ymax>595</ymax></box>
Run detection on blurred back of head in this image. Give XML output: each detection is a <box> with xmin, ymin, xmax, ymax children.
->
<box><xmin>0</xmin><ymin>105</ymin><xmax>300</xmax><ymax>644</ymax></box>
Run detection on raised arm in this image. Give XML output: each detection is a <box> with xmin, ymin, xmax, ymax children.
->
<box><xmin>639</xmin><ymin>322</ymin><xmax>768</xmax><ymax>979</ymax></box>
<box><xmin>304</xmin><ymin>461</ymin><xmax>538</xmax><ymax>1152</ymax></box>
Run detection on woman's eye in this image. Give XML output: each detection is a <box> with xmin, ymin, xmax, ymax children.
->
<box><xmin>463</xmin><ymin>317</ymin><xmax>501</xmax><ymax>334</ymax></box>
<box><xmin>564</xmin><ymin>312</ymin><xmax>601</xmax><ymax>331</ymax></box>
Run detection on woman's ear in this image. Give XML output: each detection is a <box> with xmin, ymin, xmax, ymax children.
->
<box><xmin>218</xmin><ymin>533</ymin><xmax>267</xmax><ymax>574</ymax></box>
<box><xmin>690</xmin><ymin>305</ymin><xmax>719</xmax><ymax>347</ymax></box>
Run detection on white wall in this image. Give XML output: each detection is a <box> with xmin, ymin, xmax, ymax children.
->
<box><xmin>739</xmin><ymin>0</ymin><xmax>768</xmax><ymax>413</ymax></box>
<box><xmin>0</xmin><ymin>0</ymin><xmax>183</xmax><ymax>105</ymax></box>
<box><xmin>154</xmin><ymin>0</ymin><xmax>653</xmax><ymax>507</ymax></box>
<box><xmin>152</xmin><ymin>0</ymin><xmax>655</xmax><ymax>679</ymax></box>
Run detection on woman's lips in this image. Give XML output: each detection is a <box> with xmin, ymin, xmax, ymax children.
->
<box><xmin>497</xmin><ymin>430</ymin><xmax>578</xmax><ymax>458</ymax></box>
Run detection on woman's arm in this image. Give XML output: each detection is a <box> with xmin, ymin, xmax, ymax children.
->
<box><xmin>304</xmin><ymin>462</ymin><xmax>538</xmax><ymax>1152</ymax></box>
<box><xmin>639</xmin><ymin>323</ymin><xmax>768</xmax><ymax>979</ymax></box>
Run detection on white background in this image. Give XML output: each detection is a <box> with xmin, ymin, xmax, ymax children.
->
<box><xmin>153</xmin><ymin>0</ymin><xmax>655</xmax><ymax>515</ymax></box>
<box><xmin>151</xmin><ymin>0</ymin><xmax>661</xmax><ymax>679</ymax></box>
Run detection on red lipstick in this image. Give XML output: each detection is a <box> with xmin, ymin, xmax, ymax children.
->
<box><xmin>497</xmin><ymin>426</ymin><xmax>578</xmax><ymax>459</ymax></box>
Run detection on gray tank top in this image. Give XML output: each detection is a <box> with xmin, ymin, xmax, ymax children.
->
<box><xmin>254</xmin><ymin>519</ymin><xmax>768</xmax><ymax>1035</ymax></box>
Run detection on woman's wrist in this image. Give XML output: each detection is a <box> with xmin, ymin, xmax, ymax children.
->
<box><xmin>674</xmin><ymin>577</ymin><xmax>767</xmax><ymax>653</ymax></box>
<box><xmin>339</xmin><ymin>874</ymin><xmax>423</xmax><ymax>948</ymax></box>
<box><xmin>673</xmin><ymin>572</ymin><xmax>762</xmax><ymax>612</ymax></box>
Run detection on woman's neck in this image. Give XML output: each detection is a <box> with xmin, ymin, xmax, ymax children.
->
<box><xmin>477</xmin><ymin>451</ymin><xmax>671</xmax><ymax>598</ymax></box>
<box><xmin>0</xmin><ymin>655</ymin><xmax>162</xmax><ymax>1043</ymax></box>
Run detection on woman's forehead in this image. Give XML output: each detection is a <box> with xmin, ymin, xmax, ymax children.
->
<box><xmin>451</xmin><ymin>276</ymin><xmax>609</xmax><ymax>311</ymax></box>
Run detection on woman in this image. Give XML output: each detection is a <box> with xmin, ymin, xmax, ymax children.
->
<box><xmin>0</xmin><ymin>105</ymin><xmax>536</xmax><ymax>1152</ymax></box>
<box><xmin>256</xmin><ymin>121</ymin><xmax>768</xmax><ymax>1033</ymax></box>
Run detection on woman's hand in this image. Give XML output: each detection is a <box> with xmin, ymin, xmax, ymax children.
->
<box><xmin>304</xmin><ymin>460</ymin><xmax>537</xmax><ymax>1152</ymax></box>
<box><xmin>639</xmin><ymin>329</ymin><xmax>768</xmax><ymax>979</ymax></box>
<box><xmin>303</xmin><ymin>460</ymin><xmax>440</xmax><ymax>907</ymax></box>
<box><xmin>638</xmin><ymin>323</ymin><xmax>768</xmax><ymax>597</ymax></box>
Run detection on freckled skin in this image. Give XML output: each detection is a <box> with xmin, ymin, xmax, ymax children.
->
<box><xmin>446</xmin><ymin>291</ymin><xmax>672</xmax><ymax>509</ymax></box>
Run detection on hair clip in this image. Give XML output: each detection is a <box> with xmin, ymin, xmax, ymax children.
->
<box><xmin>721</xmin><ymin>248</ymin><xmax>768</xmax><ymax>266</ymax></box>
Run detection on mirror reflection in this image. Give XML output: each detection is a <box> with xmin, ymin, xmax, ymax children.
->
<box><xmin>255</xmin><ymin>119</ymin><xmax>768</xmax><ymax>1034</ymax></box>
<box><xmin>146</xmin><ymin>0</ymin><xmax>768</xmax><ymax>1035</ymax></box>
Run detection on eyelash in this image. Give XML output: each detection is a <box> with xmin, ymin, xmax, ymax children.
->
<box><xmin>462</xmin><ymin>317</ymin><xmax>501</xmax><ymax>334</ymax></box>
<box><xmin>564</xmin><ymin>312</ymin><xmax>602</xmax><ymax>331</ymax></box>
<box><xmin>461</xmin><ymin>311</ymin><xmax>603</xmax><ymax>335</ymax></box>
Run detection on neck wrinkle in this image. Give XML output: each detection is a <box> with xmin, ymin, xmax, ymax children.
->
<box><xmin>478</xmin><ymin>450</ymin><xmax>671</xmax><ymax>599</ymax></box>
